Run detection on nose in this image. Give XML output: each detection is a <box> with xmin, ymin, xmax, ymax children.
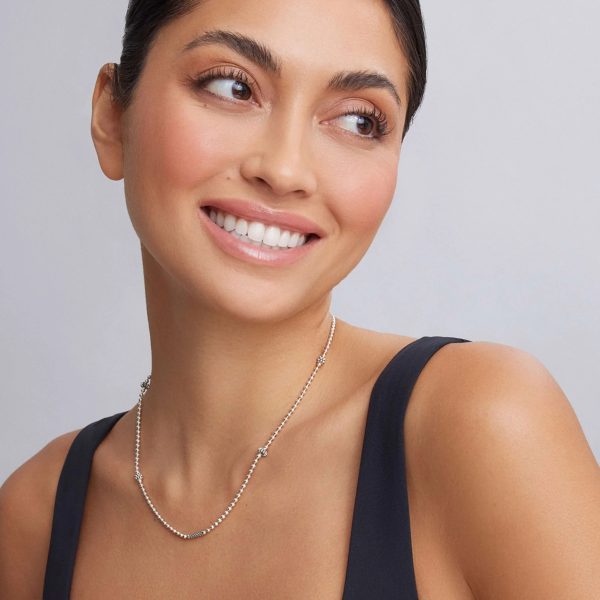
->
<box><xmin>239</xmin><ymin>104</ymin><xmax>318</xmax><ymax>198</ymax></box>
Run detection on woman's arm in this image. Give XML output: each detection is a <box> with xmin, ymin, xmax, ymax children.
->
<box><xmin>417</xmin><ymin>341</ymin><xmax>600</xmax><ymax>599</ymax></box>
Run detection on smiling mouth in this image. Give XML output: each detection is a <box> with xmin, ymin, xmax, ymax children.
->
<box><xmin>201</xmin><ymin>205</ymin><xmax>320</xmax><ymax>250</ymax></box>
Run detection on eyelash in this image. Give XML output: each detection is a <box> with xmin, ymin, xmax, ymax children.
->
<box><xmin>188</xmin><ymin>66</ymin><xmax>392</xmax><ymax>141</ymax></box>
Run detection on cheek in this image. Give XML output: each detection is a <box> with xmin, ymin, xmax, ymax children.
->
<box><xmin>328</xmin><ymin>152</ymin><xmax>398</xmax><ymax>235</ymax></box>
<box><xmin>125</xmin><ymin>94</ymin><xmax>246</xmax><ymax>194</ymax></box>
<box><xmin>122</xmin><ymin>91</ymin><xmax>249</xmax><ymax>260</ymax></box>
<box><xmin>124</xmin><ymin>85</ymin><xmax>399</xmax><ymax>239</ymax></box>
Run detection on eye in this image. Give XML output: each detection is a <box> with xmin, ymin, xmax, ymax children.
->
<box><xmin>188</xmin><ymin>69</ymin><xmax>392</xmax><ymax>142</ymax></box>
<box><xmin>190</xmin><ymin>66</ymin><xmax>255</xmax><ymax>102</ymax></box>
<box><xmin>335</xmin><ymin>105</ymin><xmax>391</xmax><ymax>141</ymax></box>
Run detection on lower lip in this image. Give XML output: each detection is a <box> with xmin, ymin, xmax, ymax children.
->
<box><xmin>198</xmin><ymin>206</ymin><xmax>322</xmax><ymax>267</ymax></box>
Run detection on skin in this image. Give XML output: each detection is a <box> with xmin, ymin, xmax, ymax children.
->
<box><xmin>1</xmin><ymin>0</ymin><xmax>599</xmax><ymax>598</ymax></box>
<box><xmin>91</xmin><ymin>0</ymin><xmax>409</xmax><ymax>491</ymax></box>
<box><xmin>0</xmin><ymin>0</ymin><xmax>412</xmax><ymax>593</ymax></box>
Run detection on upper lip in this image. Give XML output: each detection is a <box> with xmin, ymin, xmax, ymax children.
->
<box><xmin>200</xmin><ymin>198</ymin><xmax>325</xmax><ymax>238</ymax></box>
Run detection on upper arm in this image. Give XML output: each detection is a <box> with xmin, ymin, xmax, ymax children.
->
<box><xmin>0</xmin><ymin>430</ymin><xmax>80</xmax><ymax>600</ymax></box>
<box><xmin>419</xmin><ymin>341</ymin><xmax>600</xmax><ymax>600</ymax></box>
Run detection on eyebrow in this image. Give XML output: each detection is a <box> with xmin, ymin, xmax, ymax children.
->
<box><xmin>181</xmin><ymin>29</ymin><xmax>402</xmax><ymax>108</ymax></box>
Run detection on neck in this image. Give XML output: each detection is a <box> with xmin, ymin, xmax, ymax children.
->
<box><xmin>134</xmin><ymin>250</ymin><xmax>347</xmax><ymax>499</ymax></box>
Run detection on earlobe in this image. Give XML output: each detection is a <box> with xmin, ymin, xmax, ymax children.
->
<box><xmin>90</xmin><ymin>63</ymin><xmax>124</xmax><ymax>181</ymax></box>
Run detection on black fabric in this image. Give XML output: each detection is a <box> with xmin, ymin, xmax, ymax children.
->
<box><xmin>43</xmin><ymin>412</ymin><xmax>128</xmax><ymax>599</ymax></box>
<box><xmin>341</xmin><ymin>335</ymin><xmax>470</xmax><ymax>599</ymax></box>
<box><xmin>43</xmin><ymin>335</ymin><xmax>470</xmax><ymax>599</ymax></box>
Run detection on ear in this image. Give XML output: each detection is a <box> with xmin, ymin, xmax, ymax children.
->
<box><xmin>91</xmin><ymin>63</ymin><xmax>124</xmax><ymax>181</ymax></box>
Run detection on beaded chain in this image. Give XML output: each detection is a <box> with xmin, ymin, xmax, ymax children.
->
<box><xmin>133</xmin><ymin>314</ymin><xmax>337</xmax><ymax>539</ymax></box>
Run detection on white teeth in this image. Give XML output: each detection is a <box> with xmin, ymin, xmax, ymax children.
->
<box><xmin>205</xmin><ymin>207</ymin><xmax>314</xmax><ymax>249</ymax></box>
<box><xmin>278</xmin><ymin>230</ymin><xmax>290</xmax><ymax>248</ymax></box>
<box><xmin>247</xmin><ymin>221</ymin><xmax>265</xmax><ymax>242</ymax></box>
<box><xmin>234</xmin><ymin>218</ymin><xmax>248</xmax><ymax>236</ymax></box>
<box><xmin>263</xmin><ymin>225</ymin><xmax>280</xmax><ymax>247</ymax></box>
<box><xmin>223</xmin><ymin>213</ymin><xmax>237</xmax><ymax>232</ymax></box>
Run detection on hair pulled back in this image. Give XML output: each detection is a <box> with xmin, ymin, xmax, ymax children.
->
<box><xmin>111</xmin><ymin>0</ymin><xmax>427</xmax><ymax>139</ymax></box>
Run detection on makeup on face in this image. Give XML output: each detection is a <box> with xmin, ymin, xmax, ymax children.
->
<box><xmin>121</xmin><ymin>0</ymin><xmax>407</xmax><ymax>302</ymax></box>
<box><xmin>198</xmin><ymin>202</ymin><xmax>323</xmax><ymax>267</ymax></box>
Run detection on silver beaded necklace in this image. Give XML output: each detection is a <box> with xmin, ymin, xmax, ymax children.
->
<box><xmin>133</xmin><ymin>314</ymin><xmax>337</xmax><ymax>540</ymax></box>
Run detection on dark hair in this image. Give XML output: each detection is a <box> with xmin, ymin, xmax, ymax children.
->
<box><xmin>111</xmin><ymin>1</ymin><xmax>427</xmax><ymax>139</ymax></box>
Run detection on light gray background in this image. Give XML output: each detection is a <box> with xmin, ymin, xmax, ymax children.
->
<box><xmin>1</xmin><ymin>0</ymin><xmax>598</xmax><ymax>482</ymax></box>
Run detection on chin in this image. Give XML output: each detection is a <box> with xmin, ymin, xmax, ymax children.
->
<box><xmin>203</xmin><ymin>285</ymin><xmax>320</xmax><ymax>325</ymax></box>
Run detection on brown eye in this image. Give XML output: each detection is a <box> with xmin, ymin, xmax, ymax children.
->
<box><xmin>192</xmin><ymin>67</ymin><xmax>255</xmax><ymax>102</ymax></box>
<box><xmin>340</xmin><ymin>114</ymin><xmax>375</xmax><ymax>136</ymax></box>
<box><xmin>204</xmin><ymin>78</ymin><xmax>252</xmax><ymax>101</ymax></box>
<box><xmin>336</xmin><ymin>106</ymin><xmax>391</xmax><ymax>141</ymax></box>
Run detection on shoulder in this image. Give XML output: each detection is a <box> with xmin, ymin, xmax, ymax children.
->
<box><xmin>0</xmin><ymin>427</ymin><xmax>82</xmax><ymax>599</ymax></box>
<box><xmin>415</xmin><ymin>339</ymin><xmax>590</xmax><ymax>448</ymax></box>
<box><xmin>411</xmin><ymin>340</ymin><xmax>600</xmax><ymax>597</ymax></box>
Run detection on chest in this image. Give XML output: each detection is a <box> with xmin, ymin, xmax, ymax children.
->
<box><xmin>71</xmin><ymin>436</ymin><xmax>361</xmax><ymax>599</ymax></box>
<box><xmin>68</xmin><ymin>383</ymin><xmax>473</xmax><ymax>599</ymax></box>
<box><xmin>71</xmin><ymin>473</ymin><xmax>472</xmax><ymax>599</ymax></box>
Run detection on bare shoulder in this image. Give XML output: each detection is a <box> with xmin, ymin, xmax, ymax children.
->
<box><xmin>0</xmin><ymin>427</ymin><xmax>83</xmax><ymax>599</ymax></box>
<box><xmin>411</xmin><ymin>340</ymin><xmax>600</xmax><ymax>598</ymax></box>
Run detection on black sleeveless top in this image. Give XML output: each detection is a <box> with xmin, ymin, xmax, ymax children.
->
<box><xmin>43</xmin><ymin>335</ymin><xmax>470</xmax><ymax>599</ymax></box>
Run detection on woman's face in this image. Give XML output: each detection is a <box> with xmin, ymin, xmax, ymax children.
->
<box><xmin>113</xmin><ymin>0</ymin><xmax>409</xmax><ymax>321</ymax></box>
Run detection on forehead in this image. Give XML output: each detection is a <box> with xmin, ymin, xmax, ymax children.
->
<box><xmin>152</xmin><ymin>0</ymin><xmax>409</xmax><ymax>104</ymax></box>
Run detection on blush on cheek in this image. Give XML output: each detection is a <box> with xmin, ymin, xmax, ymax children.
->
<box><xmin>149</xmin><ymin>106</ymin><xmax>230</xmax><ymax>188</ymax></box>
<box><xmin>130</xmin><ymin>93</ymin><xmax>253</xmax><ymax>194</ymax></box>
<box><xmin>331</xmin><ymin>156</ymin><xmax>398</xmax><ymax>233</ymax></box>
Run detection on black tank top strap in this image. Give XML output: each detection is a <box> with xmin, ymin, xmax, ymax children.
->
<box><xmin>43</xmin><ymin>411</ymin><xmax>127</xmax><ymax>600</ymax></box>
<box><xmin>42</xmin><ymin>336</ymin><xmax>471</xmax><ymax>598</ymax></box>
<box><xmin>342</xmin><ymin>335</ymin><xmax>470</xmax><ymax>599</ymax></box>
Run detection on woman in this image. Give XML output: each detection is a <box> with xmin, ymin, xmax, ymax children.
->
<box><xmin>1</xmin><ymin>0</ymin><xmax>598</xmax><ymax>598</ymax></box>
